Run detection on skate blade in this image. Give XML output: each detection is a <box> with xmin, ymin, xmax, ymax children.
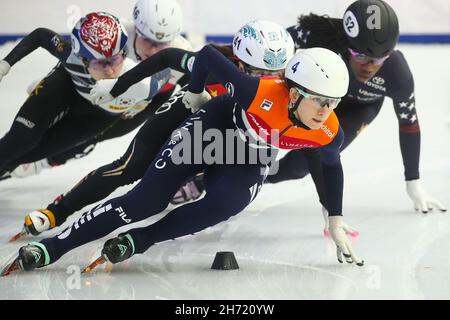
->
<box><xmin>0</xmin><ymin>173</ymin><xmax>12</xmax><ymax>182</ymax></box>
<box><xmin>82</xmin><ymin>256</ymin><xmax>106</xmax><ymax>274</ymax></box>
<box><xmin>9</xmin><ymin>228</ymin><xmax>29</xmax><ymax>242</ymax></box>
<box><xmin>1</xmin><ymin>256</ymin><xmax>21</xmax><ymax>277</ymax></box>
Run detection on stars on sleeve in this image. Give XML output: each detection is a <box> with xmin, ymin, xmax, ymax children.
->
<box><xmin>394</xmin><ymin>90</ymin><xmax>417</xmax><ymax>124</ymax></box>
<box><xmin>399</xmin><ymin>112</ymin><xmax>409</xmax><ymax>119</ymax></box>
<box><xmin>398</xmin><ymin>101</ymin><xmax>415</xmax><ymax>111</ymax></box>
<box><xmin>396</xmin><ymin>101</ymin><xmax>417</xmax><ymax>123</ymax></box>
<box><xmin>400</xmin><ymin>111</ymin><xmax>417</xmax><ymax>123</ymax></box>
<box><xmin>304</xmin><ymin>30</ymin><xmax>311</xmax><ymax>43</ymax></box>
<box><xmin>295</xmin><ymin>28</ymin><xmax>311</xmax><ymax>45</ymax></box>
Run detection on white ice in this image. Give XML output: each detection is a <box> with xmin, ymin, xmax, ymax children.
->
<box><xmin>0</xmin><ymin>43</ymin><xmax>449</xmax><ymax>300</ymax></box>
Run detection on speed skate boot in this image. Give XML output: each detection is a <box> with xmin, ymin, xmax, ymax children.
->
<box><xmin>170</xmin><ymin>174</ymin><xmax>206</xmax><ymax>205</ymax></box>
<box><xmin>2</xmin><ymin>242</ymin><xmax>50</xmax><ymax>276</ymax></box>
<box><xmin>81</xmin><ymin>234</ymin><xmax>135</xmax><ymax>273</ymax></box>
<box><xmin>10</xmin><ymin>209</ymin><xmax>57</xmax><ymax>242</ymax></box>
<box><xmin>102</xmin><ymin>233</ymin><xmax>135</xmax><ymax>264</ymax></box>
<box><xmin>25</xmin><ymin>209</ymin><xmax>57</xmax><ymax>236</ymax></box>
<box><xmin>0</xmin><ymin>171</ymin><xmax>11</xmax><ymax>181</ymax></box>
<box><xmin>18</xmin><ymin>242</ymin><xmax>50</xmax><ymax>271</ymax></box>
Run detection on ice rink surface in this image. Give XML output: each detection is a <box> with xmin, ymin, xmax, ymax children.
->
<box><xmin>0</xmin><ymin>43</ymin><xmax>449</xmax><ymax>300</ymax></box>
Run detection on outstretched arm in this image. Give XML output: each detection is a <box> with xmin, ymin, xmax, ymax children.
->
<box><xmin>391</xmin><ymin>64</ymin><xmax>446</xmax><ymax>213</ymax></box>
<box><xmin>0</xmin><ymin>29</ymin><xmax>70</xmax><ymax>83</ymax></box>
<box><xmin>319</xmin><ymin>126</ymin><xmax>364</xmax><ymax>265</ymax></box>
<box><xmin>3</xmin><ymin>28</ymin><xmax>70</xmax><ymax>66</ymax></box>
<box><xmin>110</xmin><ymin>48</ymin><xmax>196</xmax><ymax>97</ymax></box>
<box><xmin>187</xmin><ymin>44</ymin><xmax>260</xmax><ymax>109</ymax></box>
<box><xmin>392</xmin><ymin>77</ymin><xmax>420</xmax><ymax>181</ymax></box>
<box><xmin>318</xmin><ymin>126</ymin><xmax>344</xmax><ymax>216</ymax></box>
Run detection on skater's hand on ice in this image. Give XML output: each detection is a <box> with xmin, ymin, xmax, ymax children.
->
<box><xmin>322</xmin><ymin>207</ymin><xmax>359</xmax><ymax>238</ymax></box>
<box><xmin>90</xmin><ymin>79</ymin><xmax>117</xmax><ymax>105</ymax></box>
<box><xmin>406</xmin><ymin>179</ymin><xmax>447</xmax><ymax>214</ymax></box>
<box><xmin>328</xmin><ymin>216</ymin><xmax>364</xmax><ymax>266</ymax></box>
<box><xmin>0</xmin><ymin>60</ymin><xmax>11</xmax><ymax>83</ymax></box>
<box><xmin>182</xmin><ymin>90</ymin><xmax>211</xmax><ymax>113</ymax></box>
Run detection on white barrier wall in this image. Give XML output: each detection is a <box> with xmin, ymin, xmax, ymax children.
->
<box><xmin>0</xmin><ymin>0</ymin><xmax>449</xmax><ymax>35</ymax></box>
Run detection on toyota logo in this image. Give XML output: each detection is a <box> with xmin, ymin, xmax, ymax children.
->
<box><xmin>372</xmin><ymin>77</ymin><xmax>385</xmax><ymax>85</ymax></box>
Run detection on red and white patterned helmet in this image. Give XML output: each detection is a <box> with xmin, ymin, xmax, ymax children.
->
<box><xmin>71</xmin><ymin>12</ymin><xmax>128</xmax><ymax>60</ymax></box>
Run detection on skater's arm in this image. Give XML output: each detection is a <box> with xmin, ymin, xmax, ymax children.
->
<box><xmin>318</xmin><ymin>126</ymin><xmax>344</xmax><ymax>216</ymax></box>
<box><xmin>187</xmin><ymin>45</ymin><xmax>260</xmax><ymax>109</ymax></box>
<box><xmin>303</xmin><ymin>148</ymin><xmax>328</xmax><ymax>208</ymax></box>
<box><xmin>391</xmin><ymin>76</ymin><xmax>420</xmax><ymax>181</ymax></box>
<box><xmin>110</xmin><ymin>48</ymin><xmax>196</xmax><ymax>97</ymax></box>
<box><xmin>3</xmin><ymin>28</ymin><xmax>70</xmax><ymax>66</ymax></box>
<box><xmin>384</xmin><ymin>51</ymin><xmax>420</xmax><ymax>181</ymax></box>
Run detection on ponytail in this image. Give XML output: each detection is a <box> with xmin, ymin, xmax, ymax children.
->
<box><xmin>296</xmin><ymin>13</ymin><xmax>349</xmax><ymax>56</ymax></box>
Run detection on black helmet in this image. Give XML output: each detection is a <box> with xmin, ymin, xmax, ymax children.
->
<box><xmin>343</xmin><ymin>0</ymin><xmax>399</xmax><ymax>58</ymax></box>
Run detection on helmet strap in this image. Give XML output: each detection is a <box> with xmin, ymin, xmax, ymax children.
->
<box><xmin>81</xmin><ymin>57</ymin><xmax>90</xmax><ymax>69</ymax></box>
<box><xmin>288</xmin><ymin>95</ymin><xmax>310</xmax><ymax>130</ymax></box>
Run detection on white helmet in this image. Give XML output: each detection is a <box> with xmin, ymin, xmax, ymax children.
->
<box><xmin>285</xmin><ymin>47</ymin><xmax>349</xmax><ymax>98</ymax></box>
<box><xmin>232</xmin><ymin>20</ymin><xmax>295</xmax><ymax>71</ymax></box>
<box><xmin>133</xmin><ymin>0</ymin><xmax>183</xmax><ymax>43</ymax></box>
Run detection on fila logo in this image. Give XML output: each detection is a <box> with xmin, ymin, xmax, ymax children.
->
<box><xmin>116</xmin><ymin>206</ymin><xmax>132</xmax><ymax>224</ymax></box>
<box><xmin>260</xmin><ymin>99</ymin><xmax>273</xmax><ymax>111</ymax></box>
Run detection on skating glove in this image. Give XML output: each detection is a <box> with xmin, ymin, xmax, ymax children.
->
<box><xmin>0</xmin><ymin>60</ymin><xmax>11</xmax><ymax>83</ymax></box>
<box><xmin>322</xmin><ymin>206</ymin><xmax>359</xmax><ymax>238</ymax></box>
<box><xmin>328</xmin><ymin>216</ymin><xmax>364</xmax><ymax>266</ymax></box>
<box><xmin>406</xmin><ymin>179</ymin><xmax>447</xmax><ymax>213</ymax></box>
<box><xmin>182</xmin><ymin>90</ymin><xmax>211</xmax><ymax>113</ymax></box>
<box><xmin>90</xmin><ymin>79</ymin><xmax>117</xmax><ymax>105</ymax></box>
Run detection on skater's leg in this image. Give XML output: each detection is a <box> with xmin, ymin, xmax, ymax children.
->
<box><xmin>39</xmin><ymin>96</ymin><xmax>233</xmax><ymax>263</ymax></box>
<box><xmin>45</xmin><ymin>89</ymin><xmax>191</xmax><ymax>225</ymax></box>
<box><xmin>0</xmin><ymin>66</ymin><xmax>74</xmax><ymax>174</ymax></box>
<box><xmin>127</xmin><ymin>163</ymin><xmax>267</xmax><ymax>255</ymax></box>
